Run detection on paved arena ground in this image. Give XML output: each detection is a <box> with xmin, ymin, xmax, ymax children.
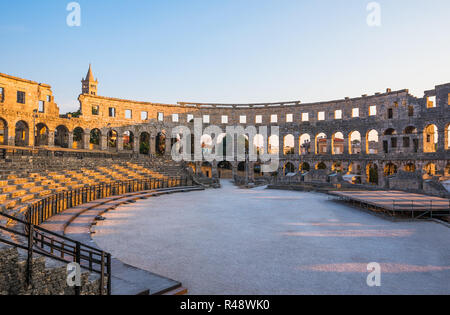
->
<box><xmin>93</xmin><ymin>180</ymin><xmax>450</xmax><ymax>295</ymax></box>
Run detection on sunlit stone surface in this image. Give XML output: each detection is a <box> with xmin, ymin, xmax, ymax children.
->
<box><xmin>93</xmin><ymin>180</ymin><xmax>450</xmax><ymax>295</ymax></box>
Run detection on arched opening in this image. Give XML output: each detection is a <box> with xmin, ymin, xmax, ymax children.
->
<box><xmin>0</xmin><ymin>118</ymin><xmax>8</xmax><ymax>145</ymax></box>
<box><xmin>404</xmin><ymin>163</ymin><xmax>416</xmax><ymax>172</ymax></box>
<box><xmin>253</xmin><ymin>162</ymin><xmax>262</xmax><ymax>177</ymax></box>
<box><xmin>445</xmin><ymin>163</ymin><xmax>450</xmax><ymax>176</ymax></box>
<box><xmin>403</xmin><ymin>126</ymin><xmax>419</xmax><ymax>153</ymax></box>
<box><xmin>283</xmin><ymin>162</ymin><xmax>295</xmax><ymax>175</ymax></box>
<box><xmin>423</xmin><ymin>124</ymin><xmax>438</xmax><ymax>153</ymax></box>
<box><xmin>123</xmin><ymin>131</ymin><xmax>134</xmax><ymax>151</ymax></box>
<box><xmin>315</xmin><ymin>133</ymin><xmax>327</xmax><ymax>155</ymax></box>
<box><xmin>300</xmin><ymin>162</ymin><xmax>310</xmax><ymax>172</ymax></box>
<box><xmin>237</xmin><ymin>162</ymin><xmax>247</xmax><ymax>177</ymax></box>
<box><xmin>349</xmin><ymin>131</ymin><xmax>362</xmax><ymax>154</ymax></box>
<box><xmin>187</xmin><ymin>162</ymin><xmax>196</xmax><ymax>173</ymax></box>
<box><xmin>171</xmin><ymin>134</ymin><xmax>182</xmax><ymax>155</ymax></box>
<box><xmin>218</xmin><ymin>161</ymin><xmax>232</xmax><ymax>178</ymax></box>
<box><xmin>139</xmin><ymin>132</ymin><xmax>150</xmax><ymax>155</ymax></box>
<box><xmin>331</xmin><ymin>161</ymin><xmax>342</xmax><ymax>173</ymax></box>
<box><xmin>445</xmin><ymin>123</ymin><xmax>450</xmax><ymax>150</ymax></box>
<box><xmin>35</xmin><ymin>123</ymin><xmax>49</xmax><ymax>146</ymax></box>
<box><xmin>366</xmin><ymin>163</ymin><xmax>379</xmax><ymax>185</ymax></box>
<box><xmin>299</xmin><ymin>134</ymin><xmax>311</xmax><ymax>155</ymax></box>
<box><xmin>366</xmin><ymin>130</ymin><xmax>379</xmax><ymax>154</ymax></box>
<box><xmin>268</xmin><ymin>135</ymin><xmax>279</xmax><ymax>155</ymax></box>
<box><xmin>283</xmin><ymin>134</ymin><xmax>295</xmax><ymax>155</ymax></box>
<box><xmin>201</xmin><ymin>162</ymin><xmax>212</xmax><ymax>178</ymax></box>
<box><xmin>384</xmin><ymin>163</ymin><xmax>398</xmax><ymax>176</ymax></box>
<box><xmin>254</xmin><ymin>134</ymin><xmax>265</xmax><ymax>156</ymax></box>
<box><xmin>72</xmin><ymin>127</ymin><xmax>84</xmax><ymax>149</ymax></box>
<box><xmin>201</xmin><ymin>134</ymin><xmax>213</xmax><ymax>156</ymax></box>
<box><xmin>54</xmin><ymin>125</ymin><xmax>69</xmax><ymax>148</ymax></box>
<box><xmin>90</xmin><ymin>129</ymin><xmax>101</xmax><ymax>150</ymax></box>
<box><xmin>315</xmin><ymin>162</ymin><xmax>327</xmax><ymax>170</ymax></box>
<box><xmin>237</xmin><ymin>134</ymin><xmax>249</xmax><ymax>156</ymax></box>
<box><xmin>404</xmin><ymin>126</ymin><xmax>418</xmax><ymax>134</ymax></box>
<box><xmin>331</xmin><ymin>132</ymin><xmax>344</xmax><ymax>155</ymax></box>
<box><xmin>15</xmin><ymin>120</ymin><xmax>29</xmax><ymax>147</ymax></box>
<box><xmin>424</xmin><ymin>163</ymin><xmax>436</xmax><ymax>176</ymax></box>
<box><xmin>107</xmin><ymin>130</ymin><xmax>118</xmax><ymax>149</ymax></box>
<box><xmin>383</xmin><ymin>129</ymin><xmax>397</xmax><ymax>154</ymax></box>
<box><xmin>156</xmin><ymin>131</ymin><xmax>166</xmax><ymax>155</ymax></box>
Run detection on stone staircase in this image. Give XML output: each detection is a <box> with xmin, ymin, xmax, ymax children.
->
<box><xmin>0</xmin><ymin>157</ymin><xmax>189</xmax><ymax>220</ymax></box>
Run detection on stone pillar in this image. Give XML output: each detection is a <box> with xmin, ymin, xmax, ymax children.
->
<box><xmin>8</xmin><ymin>126</ymin><xmax>15</xmax><ymax>146</ymax></box>
<box><xmin>68</xmin><ymin>132</ymin><xmax>74</xmax><ymax>149</ymax></box>
<box><xmin>165</xmin><ymin>135</ymin><xmax>172</xmax><ymax>157</ymax></box>
<box><xmin>437</xmin><ymin>130</ymin><xmax>445</xmax><ymax>152</ymax></box>
<box><xmin>149</xmin><ymin>136</ymin><xmax>156</xmax><ymax>155</ymax></box>
<box><xmin>360</xmin><ymin>134</ymin><xmax>367</xmax><ymax>155</ymax></box>
<box><xmin>100</xmin><ymin>135</ymin><xmax>107</xmax><ymax>151</ymax></box>
<box><xmin>249</xmin><ymin>162</ymin><xmax>255</xmax><ymax>182</ymax></box>
<box><xmin>48</xmin><ymin>131</ymin><xmax>55</xmax><ymax>148</ymax></box>
<box><xmin>212</xmin><ymin>160</ymin><xmax>218</xmax><ymax>178</ymax></box>
<box><xmin>83</xmin><ymin>131</ymin><xmax>90</xmax><ymax>150</ymax></box>
<box><xmin>117</xmin><ymin>134</ymin><xmax>124</xmax><ymax>152</ymax></box>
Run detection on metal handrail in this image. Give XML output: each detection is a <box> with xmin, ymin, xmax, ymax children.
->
<box><xmin>0</xmin><ymin>175</ymin><xmax>192</xmax><ymax>295</ymax></box>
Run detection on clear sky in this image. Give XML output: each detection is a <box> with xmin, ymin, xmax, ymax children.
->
<box><xmin>1</xmin><ymin>0</ymin><xmax>449</xmax><ymax>113</ymax></box>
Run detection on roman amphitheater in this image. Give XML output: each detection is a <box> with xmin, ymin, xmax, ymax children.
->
<box><xmin>0</xmin><ymin>66</ymin><xmax>449</xmax><ymax>295</ymax></box>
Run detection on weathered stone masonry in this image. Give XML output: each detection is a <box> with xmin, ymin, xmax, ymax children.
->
<box><xmin>0</xmin><ymin>66</ymin><xmax>449</xmax><ymax>187</ymax></box>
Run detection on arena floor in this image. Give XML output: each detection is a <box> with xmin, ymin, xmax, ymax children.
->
<box><xmin>93</xmin><ymin>180</ymin><xmax>450</xmax><ymax>295</ymax></box>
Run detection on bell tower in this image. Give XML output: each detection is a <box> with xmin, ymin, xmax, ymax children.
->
<box><xmin>81</xmin><ymin>64</ymin><xmax>98</xmax><ymax>95</ymax></box>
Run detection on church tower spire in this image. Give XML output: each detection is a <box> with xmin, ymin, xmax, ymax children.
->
<box><xmin>81</xmin><ymin>64</ymin><xmax>98</xmax><ymax>95</ymax></box>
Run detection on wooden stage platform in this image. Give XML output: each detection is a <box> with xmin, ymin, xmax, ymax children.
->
<box><xmin>330</xmin><ymin>190</ymin><xmax>450</xmax><ymax>219</ymax></box>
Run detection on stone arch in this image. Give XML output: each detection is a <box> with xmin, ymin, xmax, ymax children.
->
<box><xmin>268</xmin><ymin>135</ymin><xmax>279</xmax><ymax>155</ymax></box>
<box><xmin>201</xmin><ymin>162</ymin><xmax>212</xmax><ymax>178</ymax></box>
<box><xmin>423</xmin><ymin>124</ymin><xmax>438</xmax><ymax>153</ymax></box>
<box><xmin>253</xmin><ymin>134</ymin><xmax>265</xmax><ymax>156</ymax></box>
<box><xmin>445</xmin><ymin>162</ymin><xmax>450</xmax><ymax>176</ymax></box>
<box><xmin>299</xmin><ymin>134</ymin><xmax>311</xmax><ymax>155</ymax></box>
<box><xmin>123</xmin><ymin>130</ymin><xmax>134</xmax><ymax>151</ymax></box>
<box><xmin>139</xmin><ymin>132</ymin><xmax>150</xmax><ymax>155</ymax></box>
<box><xmin>107</xmin><ymin>130</ymin><xmax>118</xmax><ymax>149</ymax></box>
<box><xmin>445</xmin><ymin>123</ymin><xmax>450</xmax><ymax>150</ymax></box>
<box><xmin>404</xmin><ymin>126</ymin><xmax>418</xmax><ymax>134</ymax></box>
<box><xmin>384</xmin><ymin>162</ymin><xmax>398</xmax><ymax>176</ymax></box>
<box><xmin>315</xmin><ymin>133</ymin><xmax>327</xmax><ymax>155</ymax></box>
<box><xmin>331</xmin><ymin>132</ymin><xmax>344</xmax><ymax>155</ymax></box>
<box><xmin>90</xmin><ymin>128</ymin><xmax>101</xmax><ymax>150</ymax></box>
<box><xmin>283</xmin><ymin>134</ymin><xmax>295</xmax><ymax>155</ymax></box>
<box><xmin>300</xmin><ymin>162</ymin><xmax>310</xmax><ymax>172</ymax></box>
<box><xmin>349</xmin><ymin>131</ymin><xmax>362</xmax><ymax>154</ymax></box>
<box><xmin>218</xmin><ymin>161</ymin><xmax>232</xmax><ymax>179</ymax></box>
<box><xmin>0</xmin><ymin>118</ymin><xmax>8</xmax><ymax>145</ymax></box>
<box><xmin>156</xmin><ymin>131</ymin><xmax>166</xmax><ymax>155</ymax></box>
<box><xmin>424</xmin><ymin>162</ymin><xmax>436</xmax><ymax>176</ymax></box>
<box><xmin>35</xmin><ymin>123</ymin><xmax>49</xmax><ymax>146</ymax></box>
<box><xmin>366</xmin><ymin>130</ymin><xmax>379</xmax><ymax>154</ymax></box>
<box><xmin>366</xmin><ymin>163</ymin><xmax>379</xmax><ymax>185</ymax></box>
<box><xmin>283</xmin><ymin>162</ymin><xmax>295</xmax><ymax>175</ymax></box>
<box><xmin>331</xmin><ymin>161</ymin><xmax>342</xmax><ymax>173</ymax></box>
<box><xmin>404</xmin><ymin>162</ymin><xmax>416</xmax><ymax>172</ymax></box>
<box><xmin>201</xmin><ymin>134</ymin><xmax>213</xmax><ymax>155</ymax></box>
<box><xmin>72</xmin><ymin>127</ymin><xmax>84</xmax><ymax>149</ymax></box>
<box><xmin>237</xmin><ymin>161</ymin><xmax>247</xmax><ymax>176</ymax></box>
<box><xmin>54</xmin><ymin>125</ymin><xmax>69</xmax><ymax>148</ymax></box>
<box><xmin>384</xmin><ymin>128</ymin><xmax>397</xmax><ymax>136</ymax></box>
<box><xmin>15</xmin><ymin>120</ymin><xmax>29</xmax><ymax>147</ymax></box>
<box><xmin>315</xmin><ymin>162</ymin><xmax>327</xmax><ymax>170</ymax></box>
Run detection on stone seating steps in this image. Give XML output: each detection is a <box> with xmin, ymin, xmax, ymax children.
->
<box><xmin>0</xmin><ymin>160</ymin><xmax>187</xmax><ymax>219</ymax></box>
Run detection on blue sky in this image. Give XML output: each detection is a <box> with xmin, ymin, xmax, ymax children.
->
<box><xmin>1</xmin><ymin>0</ymin><xmax>449</xmax><ymax>113</ymax></box>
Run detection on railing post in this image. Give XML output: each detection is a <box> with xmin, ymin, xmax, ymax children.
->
<box><xmin>107</xmin><ymin>253</ymin><xmax>112</xmax><ymax>295</ymax></box>
<box><xmin>75</xmin><ymin>242</ymin><xmax>81</xmax><ymax>296</ymax></box>
<box><xmin>26</xmin><ymin>220</ymin><xmax>34</xmax><ymax>286</ymax></box>
<box><xmin>100</xmin><ymin>252</ymin><xmax>105</xmax><ymax>296</ymax></box>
